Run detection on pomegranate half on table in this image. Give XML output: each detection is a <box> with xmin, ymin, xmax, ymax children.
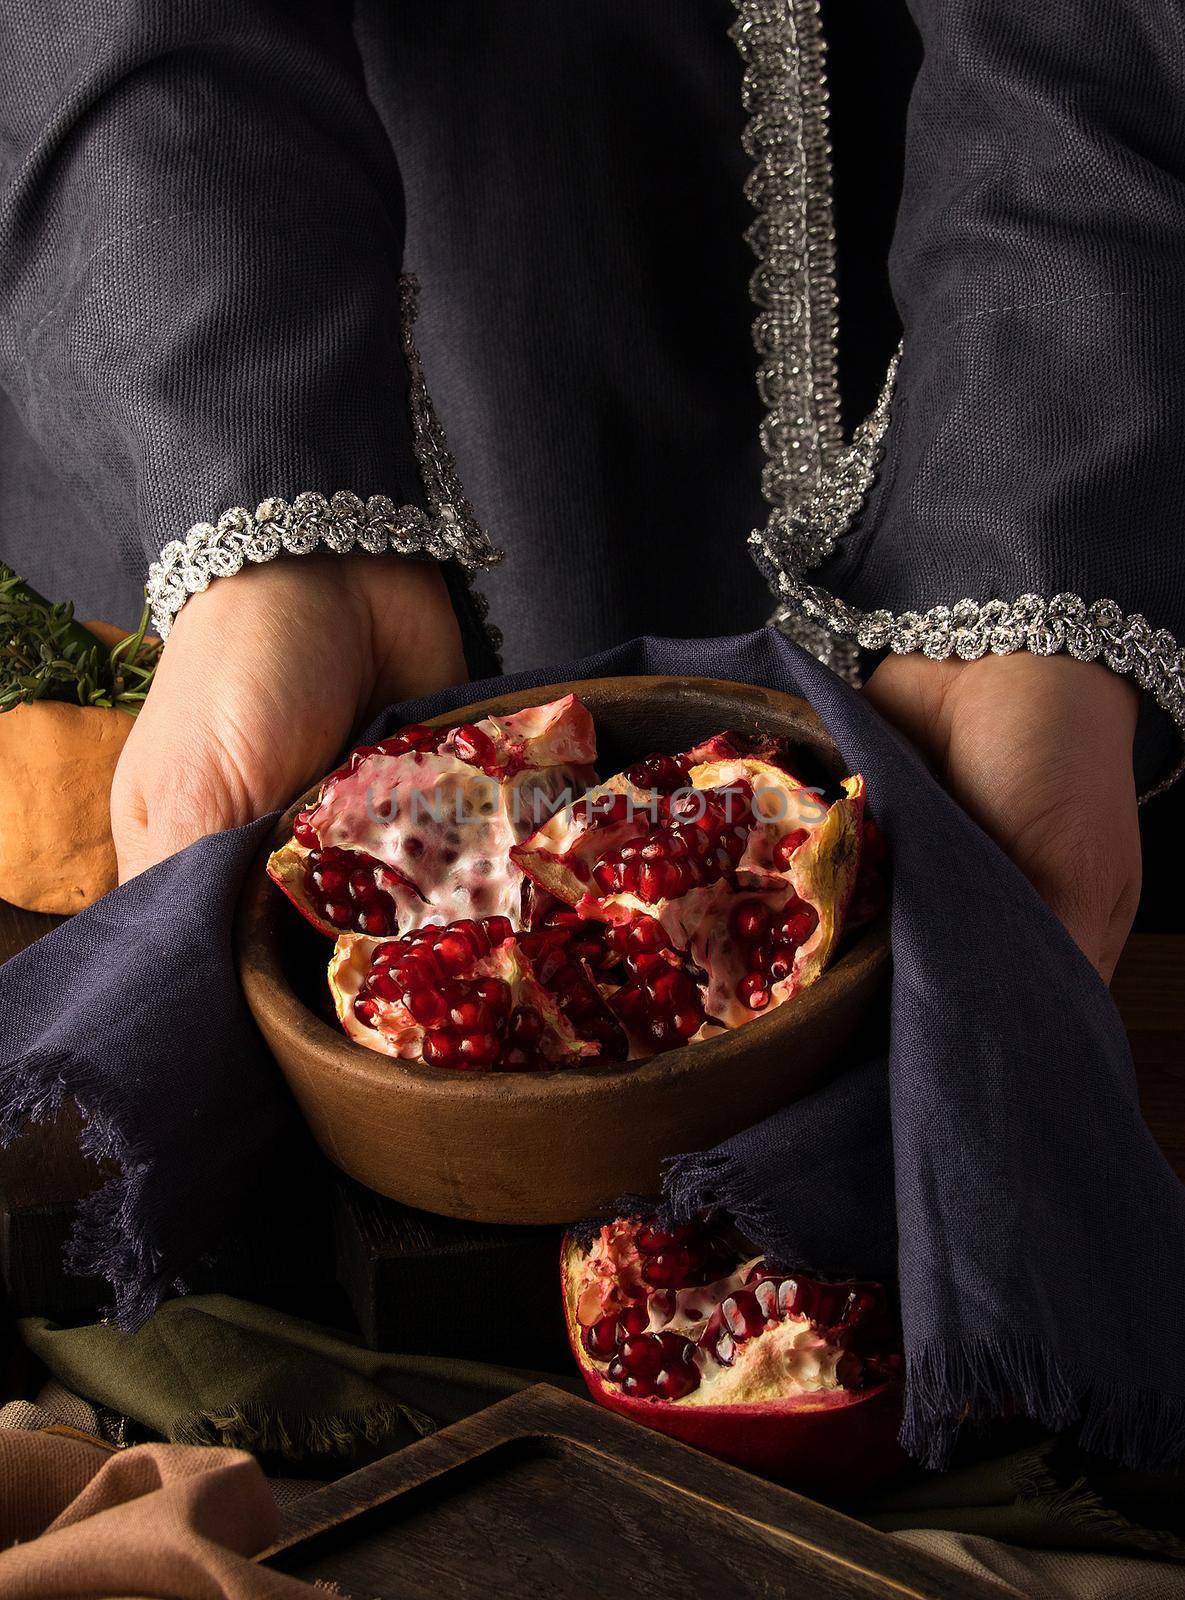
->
<box><xmin>265</xmin><ymin>692</ymin><xmax>876</xmax><ymax>1071</ymax></box>
<box><xmin>563</xmin><ymin>1214</ymin><xmax>905</xmax><ymax>1494</ymax></box>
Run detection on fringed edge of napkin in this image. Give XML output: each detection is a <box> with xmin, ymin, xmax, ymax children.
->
<box><xmin>664</xmin><ymin>1146</ymin><xmax>1185</xmax><ymax>1475</ymax></box>
<box><xmin>170</xmin><ymin>1398</ymin><xmax>437</xmax><ymax>1461</ymax></box>
<box><xmin>0</xmin><ymin>1048</ymin><xmax>170</xmax><ymax>1330</ymax></box>
<box><xmin>903</xmin><ymin>1336</ymin><xmax>1185</xmax><ymax>1473</ymax></box>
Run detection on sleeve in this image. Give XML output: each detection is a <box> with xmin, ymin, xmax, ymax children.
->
<box><xmin>751</xmin><ymin>0</ymin><xmax>1185</xmax><ymax>793</ymax></box>
<box><xmin>0</xmin><ymin>0</ymin><xmax>500</xmax><ymax>651</ymax></box>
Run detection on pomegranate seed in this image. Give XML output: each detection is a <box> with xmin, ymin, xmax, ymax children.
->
<box><xmin>358</xmin><ymin>908</ymin><xmax>392</xmax><ymax>935</ymax></box>
<box><xmin>753</xmin><ymin>1278</ymin><xmax>781</xmax><ymax>1321</ymax></box>
<box><xmin>293</xmin><ymin>812</ymin><xmax>319</xmax><ymax>849</ymax></box>
<box><xmin>729</xmin><ymin>900</ymin><xmax>770</xmax><ymax>944</ymax></box>
<box><xmin>406</xmin><ymin>986</ymin><xmax>448</xmax><ymax>1027</ymax></box>
<box><xmin>584</xmin><ymin>793</ymin><xmax>632</xmax><ymax>824</ymax></box>
<box><xmin>620</xmin><ymin>1374</ymin><xmax>657</xmax><ymax>1400</ymax></box>
<box><xmin>625</xmin><ymin>753</ymin><xmax>689</xmax><ymax>792</ymax></box>
<box><xmin>485</xmin><ymin>916</ymin><xmax>514</xmax><ymax>947</ymax></box>
<box><xmin>720</xmin><ymin>1290</ymin><xmax>765</xmax><ymax>1341</ymax></box>
<box><xmin>458</xmin><ymin>1032</ymin><xmax>500</xmax><ymax>1068</ymax></box>
<box><xmin>434</xmin><ymin>933</ymin><xmax>472</xmax><ymax>973</ymax></box>
<box><xmin>324</xmin><ymin>901</ymin><xmax>354</xmax><ymax>928</ymax></box>
<box><xmin>617</xmin><ymin>1302</ymin><xmax>650</xmax><ymax>1339</ymax></box>
<box><xmin>423</xmin><ymin>1029</ymin><xmax>461</xmax><ymax>1067</ymax></box>
<box><xmin>841</xmin><ymin>1285</ymin><xmax>886</xmax><ymax>1327</ymax></box>
<box><xmin>636</xmin><ymin>1222</ymin><xmax>676</xmax><ymax>1252</ymax></box>
<box><xmin>617</xmin><ymin>1334</ymin><xmax>668</xmax><ymax>1378</ymax></box>
<box><xmin>349</xmin><ymin>867</ymin><xmax>377</xmax><ymax>901</ymax></box>
<box><xmin>773</xmin><ymin>827</ymin><xmax>809</xmax><ymax>869</ymax></box>
<box><xmin>712</xmin><ymin>1330</ymin><xmax>736</xmax><ymax>1366</ymax></box>
<box><xmin>655</xmin><ymin>1363</ymin><xmax>700</xmax><ymax>1400</ymax></box>
<box><xmin>474</xmin><ymin>977</ymin><xmax>512</xmax><ymax>1016</ymax></box>
<box><xmin>736</xmin><ymin>973</ymin><xmax>771</xmax><ymax>1010</ymax></box>
<box><xmin>510</xmin><ymin>1006</ymin><xmax>543</xmax><ymax>1045</ymax></box>
<box><xmin>641</xmin><ymin>1248</ymin><xmax>694</xmax><ymax>1288</ymax></box>
<box><xmin>777</xmin><ymin>1279</ymin><xmax>805</xmax><ymax>1318</ymax></box>
<box><xmin>452</xmin><ymin>723</ymin><xmax>498</xmax><ymax>769</ymax></box>
<box><xmin>312</xmin><ymin>864</ymin><xmax>348</xmax><ymax>898</ymax></box>
<box><xmin>353</xmin><ymin>997</ymin><xmax>378</xmax><ymax>1026</ymax></box>
<box><xmin>450</xmin><ymin>998</ymin><xmax>492</xmax><ymax>1031</ymax></box>
<box><xmin>780</xmin><ymin>909</ymin><xmax>815</xmax><ymax>946</ymax></box>
<box><xmin>628</xmin><ymin>917</ymin><xmax>667</xmax><ymax>952</ymax></box>
<box><xmin>582</xmin><ymin>1315</ymin><xmax>619</xmax><ymax>1359</ymax></box>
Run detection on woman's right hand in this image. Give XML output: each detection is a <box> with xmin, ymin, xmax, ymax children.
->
<box><xmin>111</xmin><ymin>554</ymin><xmax>467</xmax><ymax>881</ymax></box>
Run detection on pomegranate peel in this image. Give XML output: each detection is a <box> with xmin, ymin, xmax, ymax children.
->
<box><xmin>267</xmin><ymin>694</ymin><xmax>597</xmax><ymax>939</ymax></box>
<box><xmin>563</xmin><ymin>1216</ymin><xmax>905</xmax><ymax>1492</ymax></box>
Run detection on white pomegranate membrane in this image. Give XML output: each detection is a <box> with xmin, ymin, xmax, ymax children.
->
<box><xmin>266</xmin><ymin>696</ymin><xmax>882</xmax><ymax>1070</ymax></box>
<box><xmin>568</xmin><ymin>1216</ymin><xmax>902</xmax><ymax>1405</ymax></box>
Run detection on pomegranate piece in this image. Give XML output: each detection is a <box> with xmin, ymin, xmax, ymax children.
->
<box><xmin>564</xmin><ymin>1215</ymin><xmax>905</xmax><ymax>1494</ymax></box>
<box><xmin>512</xmin><ymin>738</ymin><xmax>867</xmax><ymax>1039</ymax></box>
<box><xmin>268</xmin><ymin>694</ymin><xmax>598</xmax><ymax>938</ymax></box>
<box><xmin>329</xmin><ymin>914</ymin><xmax>628</xmax><ymax>1069</ymax></box>
<box><xmin>274</xmin><ymin>697</ymin><xmax>880</xmax><ymax>1073</ymax></box>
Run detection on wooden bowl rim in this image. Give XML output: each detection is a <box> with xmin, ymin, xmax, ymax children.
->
<box><xmin>237</xmin><ymin>675</ymin><xmax>889</xmax><ymax>1108</ymax></box>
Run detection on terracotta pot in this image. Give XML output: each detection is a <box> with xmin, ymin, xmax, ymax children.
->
<box><xmin>236</xmin><ymin>675</ymin><xmax>891</xmax><ymax>1225</ymax></box>
<box><xmin>0</xmin><ymin>621</ymin><xmax>136</xmax><ymax>915</ymax></box>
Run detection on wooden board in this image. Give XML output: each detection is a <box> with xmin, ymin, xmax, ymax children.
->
<box><xmin>262</xmin><ymin>1384</ymin><xmax>1006</xmax><ymax>1599</ymax></box>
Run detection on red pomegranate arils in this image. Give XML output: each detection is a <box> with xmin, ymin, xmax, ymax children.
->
<box><xmin>279</xmin><ymin>696</ymin><xmax>876</xmax><ymax>1072</ymax></box>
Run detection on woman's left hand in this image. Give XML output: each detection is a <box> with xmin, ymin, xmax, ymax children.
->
<box><xmin>864</xmin><ymin>651</ymin><xmax>1142</xmax><ymax>983</ymax></box>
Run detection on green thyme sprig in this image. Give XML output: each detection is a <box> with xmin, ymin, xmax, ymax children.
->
<box><xmin>0</xmin><ymin>562</ymin><xmax>160</xmax><ymax>715</ymax></box>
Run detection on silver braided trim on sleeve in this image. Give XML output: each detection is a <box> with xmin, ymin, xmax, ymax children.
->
<box><xmin>751</xmin><ymin>356</ymin><xmax>1185</xmax><ymax>798</ymax></box>
<box><xmin>731</xmin><ymin>0</ymin><xmax>844</xmax><ymax>504</ymax></box>
<box><xmin>145</xmin><ymin>491</ymin><xmax>500</xmax><ymax>641</ymax></box>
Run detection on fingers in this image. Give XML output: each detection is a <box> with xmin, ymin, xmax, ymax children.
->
<box><xmin>864</xmin><ymin>651</ymin><xmax>1144</xmax><ymax>985</ymax></box>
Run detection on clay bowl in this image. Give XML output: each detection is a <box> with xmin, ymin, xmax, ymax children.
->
<box><xmin>237</xmin><ymin>676</ymin><xmax>889</xmax><ymax>1224</ymax></box>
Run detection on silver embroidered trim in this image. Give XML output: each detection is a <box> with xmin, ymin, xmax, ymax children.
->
<box><xmin>145</xmin><ymin>490</ymin><xmax>498</xmax><ymax>640</ymax></box>
<box><xmin>731</xmin><ymin>0</ymin><xmax>843</xmax><ymax>507</ymax></box>
<box><xmin>749</xmin><ymin>347</ymin><xmax>898</xmax><ymax>586</ymax></box>
<box><xmin>749</xmin><ymin>355</ymin><xmax>1185</xmax><ymax>794</ymax></box>
<box><xmin>145</xmin><ymin>274</ymin><xmax>503</xmax><ymax>643</ymax></box>
<box><xmin>770</xmin><ymin>603</ymin><xmax>861</xmax><ymax>685</ymax></box>
<box><xmin>400</xmin><ymin>273</ymin><xmax>504</xmax><ymax>659</ymax></box>
<box><xmin>776</xmin><ymin>576</ymin><xmax>1185</xmax><ymax>796</ymax></box>
<box><xmin>733</xmin><ymin>8</ymin><xmax>1184</xmax><ymax>790</ymax></box>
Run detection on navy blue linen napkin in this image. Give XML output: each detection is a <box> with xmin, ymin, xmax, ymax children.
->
<box><xmin>2</xmin><ymin>628</ymin><xmax>1182</xmax><ymax>1470</ymax></box>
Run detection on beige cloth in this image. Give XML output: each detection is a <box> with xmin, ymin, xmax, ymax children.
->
<box><xmin>894</xmin><ymin>1529</ymin><xmax>1185</xmax><ymax>1600</ymax></box>
<box><xmin>0</xmin><ymin>1431</ymin><xmax>314</xmax><ymax>1598</ymax></box>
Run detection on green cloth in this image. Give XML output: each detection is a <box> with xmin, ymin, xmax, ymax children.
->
<box><xmin>857</xmin><ymin>1437</ymin><xmax>1185</xmax><ymax>1566</ymax></box>
<box><xmin>20</xmin><ymin>1295</ymin><xmax>582</xmax><ymax>1462</ymax></box>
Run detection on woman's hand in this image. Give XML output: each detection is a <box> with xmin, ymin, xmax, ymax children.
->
<box><xmin>111</xmin><ymin>555</ymin><xmax>466</xmax><ymax>882</ymax></box>
<box><xmin>864</xmin><ymin>652</ymin><xmax>1142</xmax><ymax>982</ymax></box>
